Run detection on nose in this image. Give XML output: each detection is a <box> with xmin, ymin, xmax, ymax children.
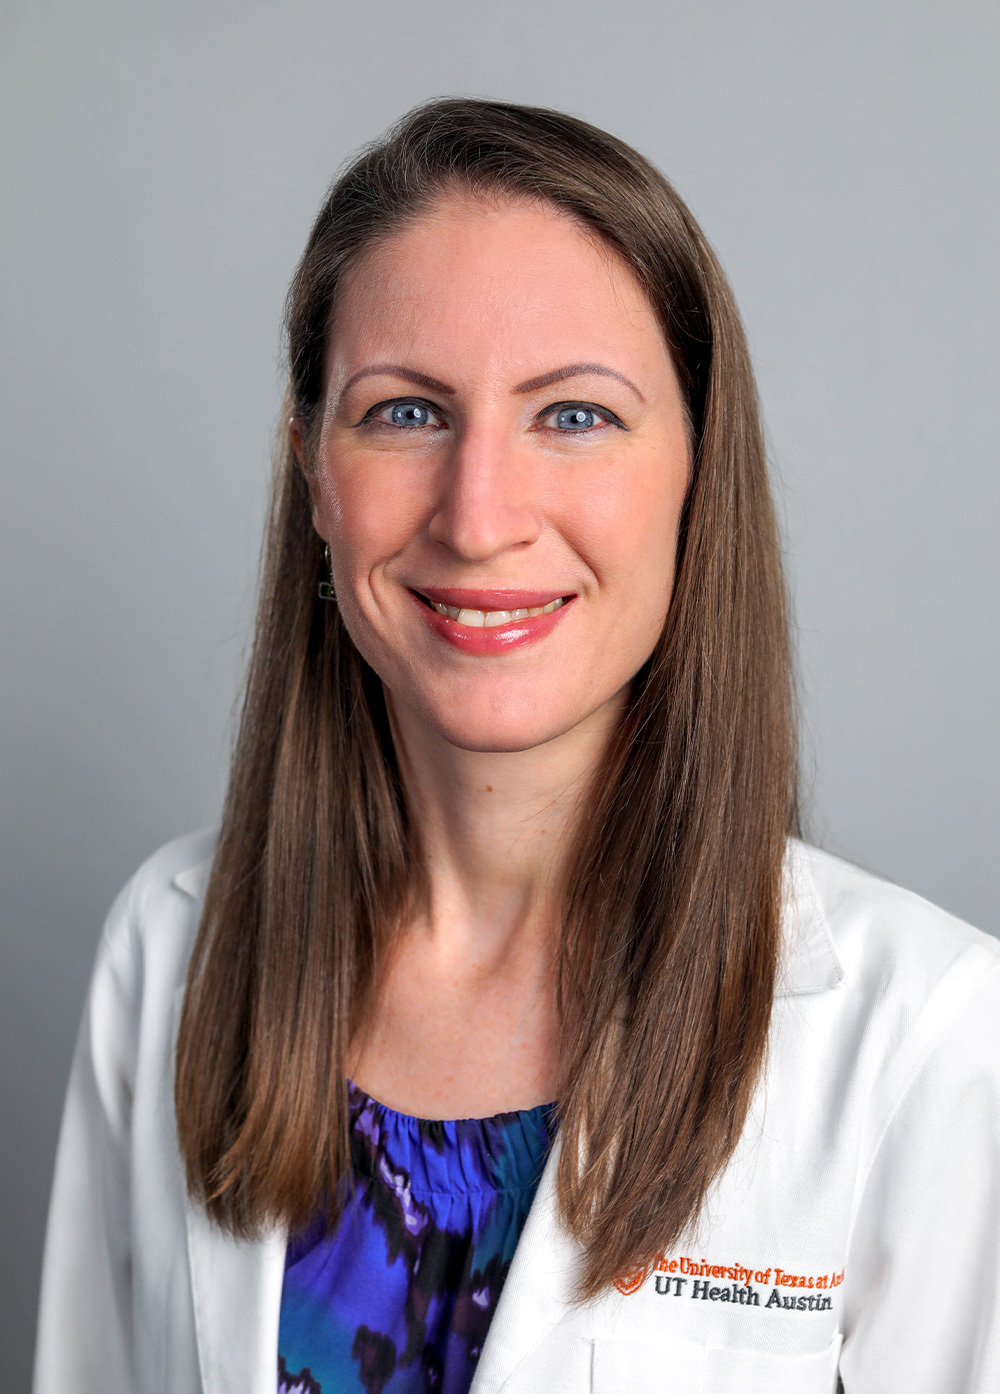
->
<box><xmin>426</xmin><ymin>422</ymin><xmax>542</xmax><ymax>561</ymax></box>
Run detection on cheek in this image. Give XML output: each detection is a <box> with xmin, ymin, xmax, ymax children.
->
<box><xmin>314</xmin><ymin>460</ymin><xmax>427</xmax><ymax>575</ymax></box>
<box><xmin>563</xmin><ymin>457</ymin><xmax>687</xmax><ymax>614</ymax></box>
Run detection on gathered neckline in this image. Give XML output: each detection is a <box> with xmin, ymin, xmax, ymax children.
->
<box><xmin>345</xmin><ymin>1079</ymin><xmax>558</xmax><ymax>1197</ymax></box>
<box><xmin>346</xmin><ymin>1078</ymin><xmax>557</xmax><ymax>1127</ymax></box>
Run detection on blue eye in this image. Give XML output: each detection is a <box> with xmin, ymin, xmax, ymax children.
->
<box><xmin>389</xmin><ymin>402</ymin><xmax>431</xmax><ymax>427</ymax></box>
<box><xmin>358</xmin><ymin>398</ymin><xmax>445</xmax><ymax>430</ymax></box>
<box><xmin>555</xmin><ymin>407</ymin><xmax>596</xmax><ymax>430</ymax></box>
<box><xmin>540</xmin><ymin>402</ymin><xmax>625</xmax><ymax>433</ymax></box>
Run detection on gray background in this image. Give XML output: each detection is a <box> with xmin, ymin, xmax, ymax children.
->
<box><xmin>2</xmin><ymin>0</ymin><xmax>997</xmax><ymax>1381</ymax></box>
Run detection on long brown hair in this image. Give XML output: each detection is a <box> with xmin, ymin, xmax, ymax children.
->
<box><xmin>175</xmin><ymin>97</ymin><xmax>798</xmax><ymax>1299</ymax></box>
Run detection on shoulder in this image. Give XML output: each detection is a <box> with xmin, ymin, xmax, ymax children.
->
<box><xmin>791</xmin><ymin>838</ymin><xmax>999</xmax><ymax>988</ymax></box>
<box><xmin>63</xmin><ymin>829</ymin><xmax>221</xmax><ymax>1116</ymax></box>
<box><xmin>783</xmin><ymin>838</ymin><xmax>1000</xmax><ymax>1093</ymax></box>
<box><xmin>96</xmin><ymin>827</ymin><xmax>219</xmax><ymax>1007</ymax></box>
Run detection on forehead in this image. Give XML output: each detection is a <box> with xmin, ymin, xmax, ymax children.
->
<box><xmin>327</xmin><ymin>193</ymin><xmax>671</xmax><ymax>384</ymax></box>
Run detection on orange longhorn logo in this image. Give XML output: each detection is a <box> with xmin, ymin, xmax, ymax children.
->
<box><xmin>613</xmin><ymin>1262</ymin><xmax>650</xmax><ymax>1296</ymax></box>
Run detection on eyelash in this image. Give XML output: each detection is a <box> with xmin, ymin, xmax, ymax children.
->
<box><xmin>355</xmin><ymin>397</ymin><xmax>626</xmax><ymax>433</ymax></box>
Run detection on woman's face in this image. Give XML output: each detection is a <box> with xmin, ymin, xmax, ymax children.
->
<box><xmin>307</xmin><ymin>194</ymin><xmax>692</xmax><ymax>754</ymax></box>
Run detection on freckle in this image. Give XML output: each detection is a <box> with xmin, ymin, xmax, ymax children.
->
<box><xmin>540</xmin><ymin>828</ymin><xmax>546</xmax><ymax>835</ymax></box>
<box><xmin>486</xmin><ymin>785</ymin><xmax>493</xmax><ymax>793</ymax></box>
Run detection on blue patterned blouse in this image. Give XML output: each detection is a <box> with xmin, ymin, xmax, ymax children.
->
<box><xmin>277</xmin><ymin>1082</ymin><xmax>558</xmax><ymax>1394</ymax></box>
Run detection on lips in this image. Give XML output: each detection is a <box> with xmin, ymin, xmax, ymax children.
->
<box><xmin>409</xmin><ymin>586</ymin><xmax>575</xmax><ymax>654</ymax></box>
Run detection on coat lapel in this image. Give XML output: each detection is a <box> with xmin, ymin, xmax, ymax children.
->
<box><xmin>167</xmin><ymin>898</ymin><xmax>289</xmax><ymax>1394</ymax></box>
<box><xmin>470</xmin><ymin>1134</ymin><xmax>582</xmax><ymax>1394</ymax></box>
<box><xmin>184</xmin><ymin>1187</ymin><xmax>287</xmax><ymax>1394</ymax></box>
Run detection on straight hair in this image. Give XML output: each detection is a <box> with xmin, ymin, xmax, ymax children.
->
<box><xmin>175</xmin><ymin>97</ymin><xmax>799</xmax><ymax>1300</ymax></box>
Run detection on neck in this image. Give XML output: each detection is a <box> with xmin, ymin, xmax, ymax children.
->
<box><xmin>387</xmin><ymin>689</ymin><xmax>626</xmax><ymax>971</ymax></box>
<box><xmin>346</xmin><ymin>688</ymin><xmax>626</xmax><ymax>1117</ymax></box>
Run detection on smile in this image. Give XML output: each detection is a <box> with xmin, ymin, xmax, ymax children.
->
<box><xmin>409</xmin><ymin>588</ymin><xmax>575</xmax><ymax>654</ymax></box>
<box><xmin>427</xmin><ymin>597</ymin><xmax>565</xmax><ymax>628</ymax></box>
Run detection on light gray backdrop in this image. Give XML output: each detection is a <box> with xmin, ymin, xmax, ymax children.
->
<box><xmin>2</xmin><ymin>0</ymin><xmax>997</xmax><ymax>1381</ymax></box>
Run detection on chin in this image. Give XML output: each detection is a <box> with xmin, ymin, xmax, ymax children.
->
<box><xmin>403</xmin><ymin>680</ymin><xmax>592</xmax><ymax>755</ymax></box>
<box><xmin>424</xmin><ymin>708</ymin><xmax>577</xmax><ymax>755</ymax></box>
<box><xmin>378</xmin><ymin>651</ymin><xmax>628</xmax><ymax>757</ymax></box>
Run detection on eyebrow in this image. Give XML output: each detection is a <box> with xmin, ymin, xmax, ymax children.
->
<box><xmin>338</xmin><ymin>364</ymin><xmax>456</xmax><ymax>403</ymax></box>
<box><xmin>514</xmin><ymin>363</ymin><xmax>645</xmax><ymax>401</ymax></box>
<box><xmin>337</xmin><ymin>360</ymin><xmax>644</xmax><ymax>405</ymax></box>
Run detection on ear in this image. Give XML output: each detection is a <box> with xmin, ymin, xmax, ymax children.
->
<box><xmin>289</xmin><ymin>414</ymin><xmax>306</xmax><ymax>468</ymax></box>
<box><xmin>290</xmin><ymin>415</ymin><xmax>324</xmax><ymax>527</ymax></box>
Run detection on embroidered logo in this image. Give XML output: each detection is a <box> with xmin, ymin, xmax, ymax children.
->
<box><xmin>613</xmin><ymin>1262</ymin><xmax>651</xmax><ymax>1296</ymax></box>
<box><xmin>614</xmin><ymin>1253</ymin><xmax>845</xmax><ymax>1312</ymax></box>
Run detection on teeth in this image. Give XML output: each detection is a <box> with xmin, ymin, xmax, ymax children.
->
<box><xmin>429</xmin><ymin>597</ymin><xmax>565</xmax><ymax>627</ymax></box>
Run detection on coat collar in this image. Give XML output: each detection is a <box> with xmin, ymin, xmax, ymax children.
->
<box><xmin>173</xmin><ymin>859</ymin><xmax>212</xmax><ymax>901</ymax></box>
<box><xmin>776</xmin><ymin>838</ymin><xmax>845</xmax><ymax>997</ymax></box>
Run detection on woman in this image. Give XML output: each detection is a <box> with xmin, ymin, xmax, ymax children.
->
<box><xmin>34</xmin><ymin>98</ymin><xmax>1000</xmax><ymax>1394</ymax></box>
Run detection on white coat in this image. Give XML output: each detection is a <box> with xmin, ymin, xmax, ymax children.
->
<box><xmin>33</xmin><ymin>829</ymin><xmax>1000</xmax><ymax>1394</ymax></box>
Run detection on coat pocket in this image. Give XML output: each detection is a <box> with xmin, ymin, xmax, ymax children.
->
<box><xmin>592</xmin><ymin>1331</ymin><xmax>843</xmax><ymax>1394</ymax></box>
<box><xmin>702</xmin><ymin>1332</ymin><xmax>843</xmax><ymax>1392</ymax></box>
<box><xmin>591</xmin><ymin>1335</ymin><xmax>706</xmax><ymax>1392</ymax></box>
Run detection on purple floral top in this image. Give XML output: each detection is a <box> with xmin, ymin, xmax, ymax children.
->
<box><xmin>277</xmin><ymin>1082</ymin><xmax>557</xmax><ymax>1394</ymax></box>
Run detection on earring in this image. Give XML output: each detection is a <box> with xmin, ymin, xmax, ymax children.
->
<box><xmin>318</xmin><ymin>544</ymin><xmax>336</xmax><ymax>602</ymax></box>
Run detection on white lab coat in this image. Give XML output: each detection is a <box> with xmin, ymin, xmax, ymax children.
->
<box><xmin>33</xmin><ymin>829</ymin><xmax>1000</xmax><ymax>1394</ymax></box>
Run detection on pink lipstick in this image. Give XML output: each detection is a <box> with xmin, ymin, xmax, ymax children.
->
<box><xmin>409</xmin><ymin>587</ymin><xmax>575</xmax><ymax>654</ymax></box>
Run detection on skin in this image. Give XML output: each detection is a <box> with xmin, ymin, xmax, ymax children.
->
<box><xmin>300</xmin><ymin>193</ymin><xmax>692</xmax><ymax>1118</ymax></box>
